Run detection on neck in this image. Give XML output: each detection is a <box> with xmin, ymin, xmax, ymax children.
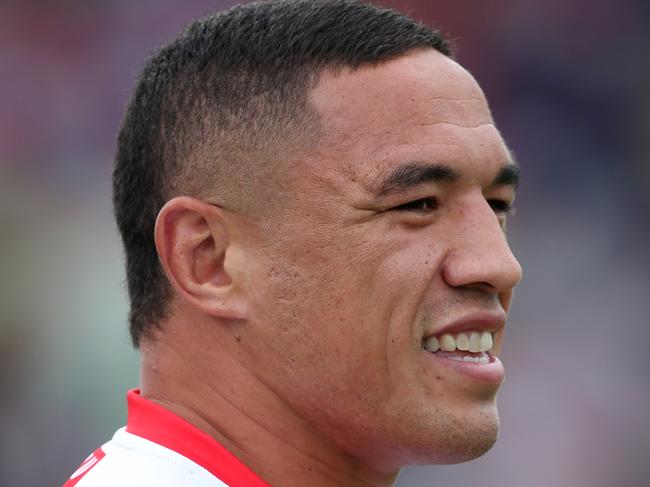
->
<box><xmin>139</xmin><ymin>324</ymin><xmax>398</xmax><ymax>487</ymax></box>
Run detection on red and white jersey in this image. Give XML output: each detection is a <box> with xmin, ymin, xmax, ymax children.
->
<box><xmin>63</xmin><ymin>390</ymin><xmax>270</xmax><ymax>487</ymax></box>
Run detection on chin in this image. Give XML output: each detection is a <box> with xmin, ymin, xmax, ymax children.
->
<box><xmin>397</xmin><ymin>403</ymin><xmax>502</xmax><ymax>467</ymax></box>
<box><xmin>429</xmin><ymin>409</ymin><xmax>500</xmax><ymax>465</ymax></box>
<box><xmin>437</xmin><ymin>424</ymin><xmax>499</xmax><ymax>465</ymax></box>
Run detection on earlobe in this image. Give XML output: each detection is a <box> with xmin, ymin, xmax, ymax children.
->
<box><xmin>155</xmin><ymin>197</ymin><xmax>246</xmax><ymax>319</ymax></box>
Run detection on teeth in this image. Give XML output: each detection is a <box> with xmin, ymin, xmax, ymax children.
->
<box><xmin>440</xmin><ymin>334</ymin><xmax>456</xmax><ymax>352</ymax></box>
<box><xmin>424</xmin><ymin>336</ymin><xmax>440</xmax><ymax>352</ymax></box>
<box><xmin>456</xmin><ymin>333</ymin><xmax>470</xmax><ymax>351</ymax></box>
<box><xmin>463</xmin><ymin>354</ymin><xmax>490</xmax><ymax>364</ymax></box>
<box><xmin>469</xmin><ymin>331</ymin><xmax>481</xmax><ymax>353</ymax></box>
<box><xmin>446</xmin><ymin>353</ymin><xmax>489</xmax><ymax>364</ymax></box>
<box><xmin>480</xmin><ymin>331</ymin><xmax>493</xmax><ymax>351</ymax></box>
<box><xmin>424</xmin><ymin>330</ymin><xmax>495</xmax><ymax>354</ymax></box>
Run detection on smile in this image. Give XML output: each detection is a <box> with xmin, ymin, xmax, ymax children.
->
<box><xmin>423</xmin><ymin>331</ymin><xmax>494</xmax><ymax>365</ymax></box>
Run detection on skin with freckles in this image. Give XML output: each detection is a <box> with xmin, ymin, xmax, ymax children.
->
<box><xmin>147</xmin><ymin>48</ymin><xmax>522</xmax><ymax>487</ymax></box>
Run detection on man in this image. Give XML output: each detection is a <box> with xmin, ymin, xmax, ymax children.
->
<box><xmin>64</xmin><ymin>1</ymin><xmax>522</xmax><ymax>486</ymax></box>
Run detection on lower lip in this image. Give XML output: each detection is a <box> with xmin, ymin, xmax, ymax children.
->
<box><xmin>425</xmin><ymin>351</ymin><xmax>505</xmax><ymax>385</ymax></box>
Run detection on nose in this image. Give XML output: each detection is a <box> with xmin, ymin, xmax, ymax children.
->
<box><xmin>441</xmin><ymin>198</ymin><xmax>522</xmax><ymax>294</ymax></box>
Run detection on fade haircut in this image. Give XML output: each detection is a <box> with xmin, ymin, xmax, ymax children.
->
<box><xmin>113</xmin><ymin>0</ymin><xmax>452</xmax><ymax>347</ymax></box>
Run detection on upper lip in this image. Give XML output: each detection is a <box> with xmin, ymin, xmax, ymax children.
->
<box><xmin>422</xmin><ymin>310</ymin><xmax>506</xmax><ymax>340</ymax></box>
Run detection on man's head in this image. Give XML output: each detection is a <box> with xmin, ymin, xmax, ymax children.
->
<box><xmin>113</xmin><ymin>0</ymin><xmax>450</xmax><ymax>347</ymax></box>
<box><xmin>113</xmin><ymin>0</ymin><xmax>521</xmax><ymax>475</ymax></box>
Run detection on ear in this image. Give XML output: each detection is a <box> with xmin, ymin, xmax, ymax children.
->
<box><xmin>155</xmin><ymin>196</ymin><xmax>247</xmax><ymax>320</ymax></box>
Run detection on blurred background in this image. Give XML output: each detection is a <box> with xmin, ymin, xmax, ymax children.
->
<box><xmin>1</xmin><ymin>0</ymin><xmax>648</xmax><ymax>485</ymax></box>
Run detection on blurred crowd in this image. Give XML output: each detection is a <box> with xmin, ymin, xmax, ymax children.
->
<box><xmin>1</xmin><ymin>1</ymin><xmax>648</xmax><ymax>485</ymax></box>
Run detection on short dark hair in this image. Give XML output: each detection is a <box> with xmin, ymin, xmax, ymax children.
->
<box><xmin>113</xmin><ymin>0</ymin><xmax>451</xmax><ymax>347</ymax></box>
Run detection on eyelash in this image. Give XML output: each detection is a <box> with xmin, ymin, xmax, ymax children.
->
<box><xmin>391</xmin><ymin>197</ymin><xmax>514</xmax><ymax>215</ymax></box>
<box><xmin>487</xmin><ymin>199</ymin><xmax>514</xmax><ymax>215</ymax></box>
<box><xmin>392</xmin><ymin>197</ymin><xmax>438</xmax><ymax>212</ymax></box>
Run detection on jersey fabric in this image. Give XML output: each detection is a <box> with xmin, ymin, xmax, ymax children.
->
<box><xmin>63</xmin><ymin>390</ymin><xmax>271</xmax><ymax>487</ymax></box>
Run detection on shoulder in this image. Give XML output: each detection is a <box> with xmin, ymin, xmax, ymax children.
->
<box><xmin>63</xmin><ymin>428</ymin><xmax>229</xmax><ymax>487</ymax></box>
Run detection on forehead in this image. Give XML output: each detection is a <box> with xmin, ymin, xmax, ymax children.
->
<box><xmin>304</xmin><ymin>49</ymin><xmax>509</xmax><ymax>191</ymax></box>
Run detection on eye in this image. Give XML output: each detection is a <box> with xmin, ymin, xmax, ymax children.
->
<box><xmin>391</xmin><ymin>197</ymin><xmax>439</xmax><ymax>213</ymax></box>
<box><xmin>487</xmin><ymin>199</ymin><xmax>514</xmax><ymax>216</ymax></box>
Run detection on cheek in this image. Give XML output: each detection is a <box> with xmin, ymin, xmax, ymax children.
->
<box><xmin>261</xmin><ymin>224</ymin><xmax>447</xmax><ymax>363</ymax></box>
<box><xmin>249</xmin><ymin>244</ymin><xmax>361</xmax><ymax>363</ymax></box>
<box><xmin>246</xmin><ymin>236</ymin><xmax>393</xmax><ymax>406</ymax></box>
<box><xmin>248</xmin><ymin>219</ymin><xmax>448</xmax><ymax>391</ymax></box>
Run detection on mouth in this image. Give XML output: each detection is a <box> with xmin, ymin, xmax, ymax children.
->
<box><xmin>423</xmin><ymin>330</ymin><xmax>494</xmax><ymax>364</ymax></box>
<box><xmin>421</xmin><ymin>313</ymin><xmax>506</xmax><ymax>385</ymax></box>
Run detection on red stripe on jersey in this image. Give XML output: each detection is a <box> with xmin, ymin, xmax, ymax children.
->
<box><xmin>63</xmin><ymin>447</ymin><xmax>106</xmax><ymax>486</ymax></box>
<box><xmin>125</xmin><ymin>389</ymin><xmax>270</xmax><ymax>487</ymax></box>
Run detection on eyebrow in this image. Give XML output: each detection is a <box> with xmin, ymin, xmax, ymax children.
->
<box><xmin>372</xmin><ymin>161</ymin><xmax>520</xmax><ymax>197</ymax></box>
<box><xmin>491</xmin><ymin>164</ymin><xmax>520</xmax><ymax>189</ymax></box>
<box><xmin>374</xmin><ymin>162</ymin><xmax>459</xmax><ymax>197</ymax></box>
